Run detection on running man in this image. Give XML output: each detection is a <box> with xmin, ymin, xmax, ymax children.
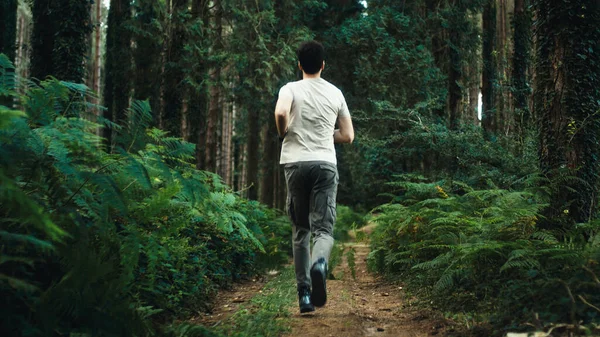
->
<box><xmin>274</xmin><ymin>40</ymin><xmax>355</xmax><ymax>313</ymax></box>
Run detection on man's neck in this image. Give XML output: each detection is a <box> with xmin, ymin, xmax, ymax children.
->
<box><xmin>303</xmin><ymin>72</ymin><xmax>321</xmax><ymax>79</ymax></box>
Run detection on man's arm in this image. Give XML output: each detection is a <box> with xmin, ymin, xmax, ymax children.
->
<box><xmin>334</xmin><ymin>116</ymin><xmax>354</xmax><ymax>144</ymax></box>
<box><xmin>274</xmin><ymin>87</ymin><xmax>293</xmax><ymax>138</ymax></box>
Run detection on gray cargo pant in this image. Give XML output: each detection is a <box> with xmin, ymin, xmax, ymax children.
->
<box><xmin>284</xmin><ymin>161</ymin><xmax>338</xmax><ymax>288</ymax></box>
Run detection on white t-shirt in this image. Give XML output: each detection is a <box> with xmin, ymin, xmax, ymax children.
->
<box><xmin>279</xmin><ymin>78</ymin><xmax>350</xmax><ymax>165</ymax></box>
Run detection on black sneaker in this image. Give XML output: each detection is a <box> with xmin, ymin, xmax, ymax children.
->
<box><xmin>310</xmin><ymin>257</ymin><xmax>328</xmax><ymax>307</ymax></box>
<box><xmin>298</xmin><ymin>284</ymin><xmax>315</xmax><ymax>313</ymax></box>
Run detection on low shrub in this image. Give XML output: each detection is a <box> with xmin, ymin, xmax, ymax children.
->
<box><xmin>334</xmin><ymin>204</ymin><xmax>367</xmax><ymax>241</ymax></box>
<box><xmin>368</xmin><ymin>174</ymin><xmax>600</xmax><ymax>335</ymax></box>
<box><xmin>0</xmin><ymin>56</ymin><xmax>291</xmax><ymax>337</ymax></box>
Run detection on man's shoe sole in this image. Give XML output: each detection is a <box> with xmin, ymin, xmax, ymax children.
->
<box><xmin>300</xmin><ymin>304</ymin><xmax>315</xmax><ymax>313</ymax></box>
<box><xmin>310</xmin><ymin>265</ymin><xmax>327</xmax><ymax>307</ymax></box>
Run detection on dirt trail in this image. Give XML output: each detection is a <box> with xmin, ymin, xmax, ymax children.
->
<box><xmin>194</xmin><ymin>225</ymin><xmax>458</xmax><ymax>336</ymax></box>
<box><xmin>284</xmin><ymin>238</ymin><xmax>452</xmax><ymax>337</ymax></box>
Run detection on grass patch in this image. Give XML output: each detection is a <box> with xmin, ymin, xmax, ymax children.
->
<box><xmin>211</xmin><ymin>267</ymin><xmax>297</xmax><ymax>337</ymax></box>
<box><xmin>328</xmin><ymin>242</ymin><xmax>345</xmax><ymax>280</ymax></box>
<box><xmin>345</xmin><ymin>246</ymin><xmax>357</xmax><ymax>280</ymax></box>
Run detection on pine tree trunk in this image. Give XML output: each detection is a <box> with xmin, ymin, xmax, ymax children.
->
<box><xmin>260</xmin><ymin>119</ymin><xmax>277</xmax><ymax>207</ymax></box>
<box><xmin>536</xmin><ymin>0</ymin><xmax>600</xmax><ymax>227</ymax></box>
<box><xmin>246</xmin><ymin>104</ymin><xmax>260</xmax><ymax>200</ymax></box>
<box><xmin>495</xmin><ymin>0</ymin><xmax>510</xmax><ymax>135</ymax></box>
<box><xmin>482</xmin><ymin>0</ymin><xmax>497</xmax><ymax>137</ymax></box>
<box><xmin>103</xmin><ymin>0</ymin><xmax>132</xmax><ymax>149</ymax></box>
<box><xmin>0</xmin><ymin>0</ymin><xmax>17</xmax><ymax>107</ymax></box>
<box><xmin>53</xmin><ymin>0</ymin><xmax>92</xmax><ymax>82</ymax></box>
<box><xmin>133</xmin><ymin>0</ymin><xmax>162</xmax><ymax>123</ymax></box>
<box><xmin>87</xmin><ymin>0</ymin><xmax>101</xmax><ymax>123</ymax></box>
<box><xmin>205</xmin><ymin>0</ymin><xmax>222</xmax><ymax>173</ymax></box>
<box><xmin>277</xmin><ymin>164</ymin><xmax>286</xmax><ymax>210</ymax></box>
<box><xmin>30</xmin><ymin>0</ymin><xmax>55</xmax><ymax>80</ymax></box>
<box><xmin>190</xmin><ymin>0</ymin><xmax>208</xmax><ymax>171</ymax></box>
<box><xmin>512</xmin><ymin>0</ymin><xmax>531</xmax><ymax>134</ymax></box>
<box><xmin>448</xmin><ymin>28</ymin><xmax>462</xmax><ymax>129</ymax></box>
<box><xmin>32</xmin><ymin>0</ymin><xmax>91</xmax><ymax>82</ymax></box>
<box><xmin>1</xmin><ymin>0</ymin><xmax>18</xmax><ymax>61</ymax></box>
<box><xmin>220</xmin><ymin>97</ymin><xmax>233</xmax><ymax>185</ymax></box>
<box><xmin>162</xmin><ymin>0</ymin><xmax>187</xmax><ymax>137</ymax></box>
<box><xmin>15</xmin><ymin>6</ymin><xmax>29</xmax><ymax>79</ymax></box>
<box><xmin>426</xmin><ymin>0</ymin><xmax>447</xmax><ymax>121</ymax></box>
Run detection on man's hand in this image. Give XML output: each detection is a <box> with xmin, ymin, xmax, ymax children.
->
<box><xmin>334</xmin><ymin>116</ymin><xmax>354</xmax><ymax>144</ymax></box>
<box><xmin>275</xmin><ymin>87</ymin><xmax>293</xmax><ymax>137</ymax></box>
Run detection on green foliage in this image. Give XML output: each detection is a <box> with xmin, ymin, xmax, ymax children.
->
<box><xmin>0</xmin><ymin>57</ymin><xmax>291</xmax><ymax>336</ymax></box>
<box><xmin>334</xmin><ymin>204</ymin><xmax>367</xmax><ymax>241</ymax></box>
<box><xmin>369</xmin><ymin>175</ymin><xmax>600</xmax><ymax>334</ymax></box>
<box><xmin>214</xmin><ymin>267</ymin><xmax>297</xmax><ymax>337</ymax></box>
<box><xmin>323</xmin><ymin>2</ymin><xmax>537</xmax><ymax>209</ymax></box>
<box><xmin>327</xmin><ymin>243</ymin><xmax>344</xmax><ymax>280</ymax></box>
<box><xmin>345</xmin><ymin>247</ymin><xmax>357</xmax><ymax>280</ymax></box>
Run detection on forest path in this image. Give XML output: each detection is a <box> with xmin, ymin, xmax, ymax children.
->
<box><xmin>284</xmin><ymin>226</ymin><xmax>451</xmax><ymax>337</ymax></box>
<box><xmin>192</xmin><ymin>224</ymin><xmax>457</xmax><ymax>336</ymax></box>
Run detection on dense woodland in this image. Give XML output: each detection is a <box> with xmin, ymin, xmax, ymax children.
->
<box><xmin>1</xmin><ymin>0</ymin><xmax>600</xmax><ymax>336</ymax></box>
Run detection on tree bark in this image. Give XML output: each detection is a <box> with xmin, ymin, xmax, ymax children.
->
<box><xmin>133</xmin><ymin>0</ymin><xmax>163</xmax><ymax>123</ymax></box>
<box><xmin>536</xmin><ymin>0</ymin><xmax>600</xmax><ymax>227</ymax></box>
<box><xmin>189</xmin><ymin>0</ymin><xmax>209</xmax><ymax>171</ymax></box>
<box><xmin>162</xmin><ymin>0</ymin><xmax>187</xmax><ymax>137</ymax></box>
<box><xmin>30</xmin><ymin>0</ymin><xmax>91</xmax><ymax>81</ymax></box>
<box><xmin>1</xmin><ymin>0</ymin><xmax>18</xmax><ymax>61</ymax></box>
<box><xmin>103</xmin><ymin>0</ymin><xmax>132</xmax><ymax>149</ymax></box>
<box><xmin>30</xmin><ymin>0</ymin><xmax>54</xmax><ymax>80</ymax></box>
<box><xmin>512</xmin><ymin>0</ymin><xmax>531</xmax><ymax>134</ymax></box>
<box><xmin>448</xmin><ymin>27</ymin><xmax>462</xmax><ymax>129</ymax></box>
<box><xmin>220</xmin><ymin>97</ymin><xmax>234</xmax><ymax>185</ymax></box>
<box><xmin>205</xmin><ymin>0</ymin><xmax>222</xmax><ymax>173</ymax></box>
<box><xmin>260</xmin><ymin>119</ymin><xmax>277</xmax><ymax>207</ymax></box>
<box><xmin>481</xmin><ymin>0</ymin><xmax>497</xmax><ymax>137</ymax></box>
<box><xmin>0</xmin><ymin>0</ymin><xmax>17</xmax><ymax>108</ymax></box>
<box><xmin>246</xmin><ymin>104</ymin><xmax>260</xmax><ymax>200</ymax></box>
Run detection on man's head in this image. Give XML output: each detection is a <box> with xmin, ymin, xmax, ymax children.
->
<box><xmin>297</xmin><ymin>41</ymin><xmax>325</xmax><ymax>75</ymax></box>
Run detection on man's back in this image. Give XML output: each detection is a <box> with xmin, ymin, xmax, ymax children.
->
<box><xmin>274</xmin><ymin>40</ymin><xmax>354</xmax><ymax>314</ymax></box>
<box><xmin>279</xmin><ymin>78</ymin><xmax>350</xmax><ymax>165</ymax></box>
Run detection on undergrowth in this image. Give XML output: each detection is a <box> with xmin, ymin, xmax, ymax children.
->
<box><xmin>0</xmin><ymin>55</ymin><xmax>292</xmax><ymax>336</ymax></box>
<box><xmin>210</xmin><ymin>267</ymin><xmax>297</xmax><ymax>337</ymax></box>
<box><xmin>368</xmin><ymin>174</ymin><xmax>600</xmax><ymax>336</ymax></box>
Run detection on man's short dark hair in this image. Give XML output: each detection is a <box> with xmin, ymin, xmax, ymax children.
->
<box><xmin>297</xmin><ymin>41</ymin><xmax>324</xmax><ymax>75</ymax></box>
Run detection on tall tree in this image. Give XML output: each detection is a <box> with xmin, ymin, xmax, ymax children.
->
<box><xmin>86</xmin><ymin>0</ymin><xmax>103</xmax><ymax>118</ymax></box>
<box><xmin>260</xmin><ymin>115</ymin><xmax>277</xmax><ymax>207</ymax></box>
<box><xmin>0</xmin><ymin>0</ymin><xmax>18</xmax><ymax>107</ymax></box>
<box><xmin>220</xmin><ymin>94</ymin><xmax>233</xmax><ymax>184</ymax></box>
<box><xmin>512</xmin><ymin>0</ymin><xmax>531</xmax><ymax>134</ymax></box>
<box><xmin>186</xmin><ymin>0</ymin><xmax>210</xmax><ymax>170</ymax></box>
<box><xmin>31</xmin><ymin>0</ymin><xmax>91</xmax><ymax>82</ymax></box>
<box><xmin>30</xmin><ymin>0</ymin><xmax>53</xmax><ymax>80</ymax></box>
<box><xmin>481</xmin><ymin>0</ymin><xmax>497</xmax><ymax>136</ymax></box>
<box><xmin>132</xmin><ymin>0</ymin><xmax>164</xmax><ymax>121</ymax></box>
<box><xmin>0</xmin><ymin>0</ymin><xmax>18</xmax><ymax>61</ymax></box>
<box><xmin>161</xmin><ymin>0</ymin><xmax>188</xmax><ymax>137</ymax></box>
<box><xmin>536</xmin><ymin>0</ymin><xmax>600</xmax><ymax>227</ymax></box>
<box><xmin>103</xmin><ymin>0</ymin><xmax>132</xmax><ymax>147</ymax></box>
<box><xmin>205</xmin><ymin>0</ymin><xmax>222</xmax><ymax>172</ymax></box>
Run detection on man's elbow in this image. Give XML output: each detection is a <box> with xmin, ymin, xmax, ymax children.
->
<box><xmin>346</xmin><ymin>130</ymin><xmax>354</xmax><ymax>144</ymax></box>
<box><xmin>340</xmin><ymin>132</ymin><xmax>354</xmax><ymax>144</ymax></box>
